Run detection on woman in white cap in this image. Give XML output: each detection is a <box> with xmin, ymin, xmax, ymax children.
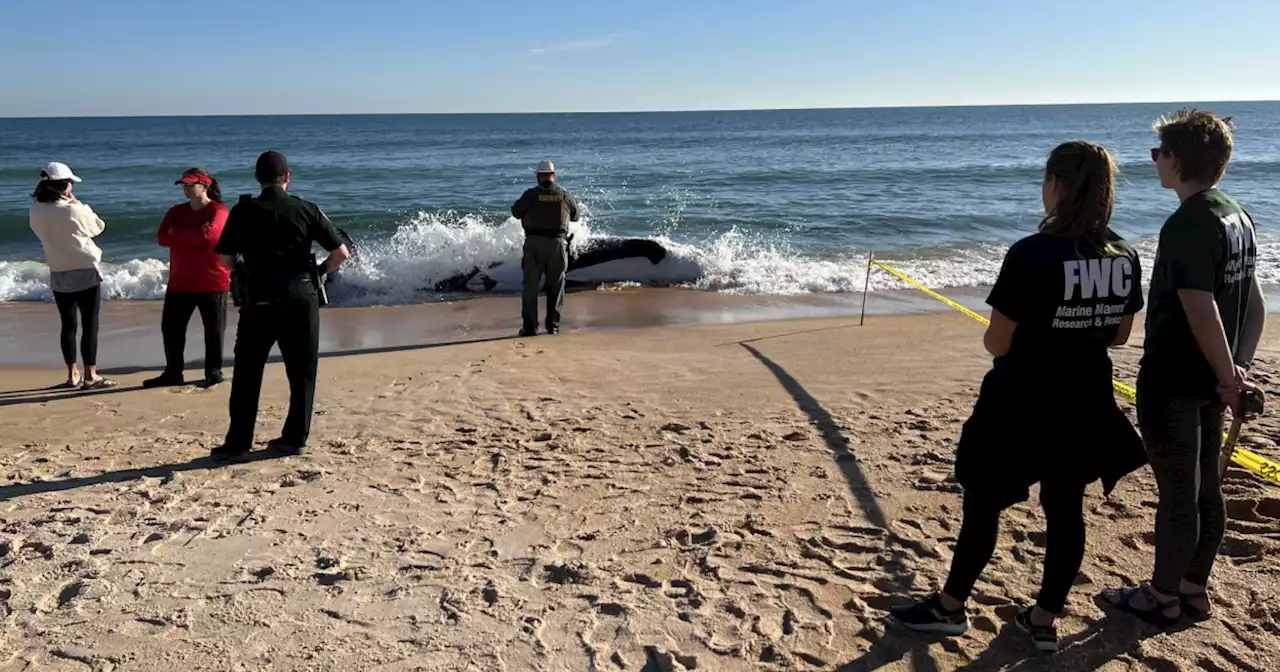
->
<box><xmin>28</xmin><ymin>162</ymin><xmax>117</xmax><ymax>390</ymax></box>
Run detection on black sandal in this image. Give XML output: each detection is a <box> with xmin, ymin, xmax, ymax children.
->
<box><xmin>1180</xmin><ymin>591</ymin><xmax>1213</xmax><ymax>622</ymax></box>
<box><xmin>1102</xmin><ymin>585</ymin><xmax>1181</xmax><ymax>627</ymax></box>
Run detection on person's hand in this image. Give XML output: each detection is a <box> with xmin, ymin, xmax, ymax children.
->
<box><xmin>1217</xmin><ymin>381</ymin><xmax>1241</xmax><ymax>411</ymax></box>
<box><xmin>1217</xmin><ymin>364</ymin><xmax>1249</xmax><ymax>409</ymax></box>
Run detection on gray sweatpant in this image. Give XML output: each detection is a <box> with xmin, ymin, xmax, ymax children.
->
<box><xmin>522</xmin><ymin>235</ymin><xmax>568</xmax><ymax>332</ymax></box>
<box><xmin>1137</xmin><ymin>390</ymin><xmax>1227</xmax><ymax>594</ymax></box>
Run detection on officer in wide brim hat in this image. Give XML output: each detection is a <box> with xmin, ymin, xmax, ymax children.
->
<box><xmin>510</xmin><ymin>160</ymin><xmax>580</xmax><ymax>336</ymax></box>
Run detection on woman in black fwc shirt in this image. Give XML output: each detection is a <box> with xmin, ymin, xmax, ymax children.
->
<box><xmin>891</xmin><ymin>141</ymin><xmax>1147</xmax><ymax>653</ymax></box>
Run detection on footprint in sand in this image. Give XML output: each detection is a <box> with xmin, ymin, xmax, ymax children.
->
<box><xmin>1256</xmin><ymin>497</ymin><xmax>1280</xmax><ymax>521</ymax></box>
<box><xmin>1220</xmin><ymin>535</ymin><xmax>1270</xmax><ymax>559</ymax></box>
<box><xmin>35</xmin><ymin>576</ymin><xmax>114</xmax><ymax>613</ymax></box>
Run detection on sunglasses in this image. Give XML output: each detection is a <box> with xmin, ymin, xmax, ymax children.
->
<box><xmin>1150</xmin><ymin>147</ymin><xmax>1169</xmax><ymax>162</ymax></box>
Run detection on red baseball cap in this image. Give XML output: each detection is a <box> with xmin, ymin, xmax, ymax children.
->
<box><xmin>176</xmin><ymin>174</ymin><xmax>213</xmax><ymax>185</ymax></box>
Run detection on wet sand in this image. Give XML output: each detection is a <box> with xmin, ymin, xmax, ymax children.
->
<box><xmin>0</xmin><ymin>287</ymin><xmax>990</xmax><ymax>370</ymax></box>
<box><xmin>2</xmin><ymin>307</ymin><xmax>1279</xmax><ymax>670</ymax></box>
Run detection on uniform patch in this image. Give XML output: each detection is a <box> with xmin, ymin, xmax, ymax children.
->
<box><xmin>538</xmin><ymin>194</ymin><xmax>562</xmax><ymax>203</ymax></box>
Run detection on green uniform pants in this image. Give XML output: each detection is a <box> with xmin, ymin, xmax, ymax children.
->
<box><xmin>225</xmin><ymin>279</ymin><xmax>320</xmax><ymax>449</ymax></box>
<box><xmin>522</xmin><ymin>235</ymin><xmax>568</xmax><ymax>332</ymax></box>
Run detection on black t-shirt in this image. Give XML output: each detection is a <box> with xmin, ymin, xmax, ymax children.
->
<box><xmin>214</xmin><ymin>186</ymin><xmax>344</xmax><ymax>277</ymax></box>
<box><xmin>987</xmin><ymin>231</ymin><xmax>1144</xmax><ymax>391</ymax></box>
<box><xmin>1140</xmin><ymin>188</ymin><xmax>1258</xmax><ymax>398</ymax></box>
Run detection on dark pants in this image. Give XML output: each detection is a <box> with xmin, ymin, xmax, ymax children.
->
<box><xmin>1137</xmin><ymin>391</ymin><xmax>1226</xmax><ymax>594</ymax></box>
<box><xmin>225</xmin><ymin>280</ymin><xmax>320</xmax><ymax>449</ymax></box>
<box><xmin>54</xmin><ymin>286</ymin><xmax>101</xmax><ymax>367</ymax></box>
<box><xmin>943</xmin><ymin>479</ymin><xmax>1087</xmax><ymax>613</ymax></box>
<box><xmin>161</xmin><ymin>291</ymin><xmax>227</xmax><ymax>377</ymax></box>
<box><xmin>521</xmin><ymin>235</ymin><xmax>568</xmax><ymax>332</ymax></box>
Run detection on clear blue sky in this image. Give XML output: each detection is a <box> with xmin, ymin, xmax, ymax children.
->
<box><xmin>2</xmin><ymin>0</ymin><xmax>1278</xmax><ymax>117</ymax></box>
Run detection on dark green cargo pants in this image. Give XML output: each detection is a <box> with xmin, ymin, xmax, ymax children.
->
<box><xmin>225</xmin><ymin>278</ymin><xmax>320</xmax><ymax>449</ymax></box>
<box><xmin>522</xmin><ymin>235</ymin><xmax>568</xmax><ymax>332</ymax></box>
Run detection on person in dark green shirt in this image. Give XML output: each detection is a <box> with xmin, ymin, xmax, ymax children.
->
<box><xmin>210</xmin><ymin>151</ymin><xmax>351</xmax><ymax>463</ymax></box>
<box><xmin>1105</xmin><ymin>109</ymin><xmax>1266</xmax><ymax>626</ymax></box>
<box><xmin>892</xmin><ymin>142</ymin><xmax>1147</xmax><ymax>653</ymax></box>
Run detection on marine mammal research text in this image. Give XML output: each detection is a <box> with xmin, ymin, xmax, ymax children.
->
<box><xmin>1055</xmin><ymin>257</ymin><xmax>1135</xmax><ymax>329</ymax></box>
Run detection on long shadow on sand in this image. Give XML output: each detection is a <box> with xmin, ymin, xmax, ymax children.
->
<box><xmin>839</xmin><ymin>607</ymin><xmax>1185</xmax><ymax>671</ymax></box>
<box><xmin>0</xmin><ymin>452</ymin><xmax>281</xmax><ymax>503</ymax></box>
<box><xmin>98</xmin><ymin>334</ymin><xmax>520</xmax><ymax>376</ymax></box>
<box><xmin>0</xmin><ymin>334</ymin><xmax>518</xmax><ymax>408</ymax></box>
<box><xmin>739</xmin><ymin>344</ymin><xmax>888</xmax><ymax>536</ymax></box>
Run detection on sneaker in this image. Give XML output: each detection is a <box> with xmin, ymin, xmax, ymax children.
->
<box><xmin>1014</xmin><ymin>607</ymin><xmax>1058</xmax><ymax>653</ymax></box>
<box><xmin>143</xmin><ymin>373</ymin><xmax>185</xmax><ymax>388</ymax></box>
<box><xmin>545</xmin><ymin>326</ymin><xmax>560</xmax><ymax>335</ymax></box>
<box><xmin>267</xmin><ymin>439</ymin><xmax>308</xmax><ymax>456</ymax></box>
<box><xmin>518</xmin><ymin>327</ymin><xmax>537</xmax><ymax>337</ymax></box>
<box><xmin>210</xmin><ymin>444</ymin><xmax>250</xmax><ymax>463</ymax></box>
<box><xmin>204</xmin><ymin>370</ymin><xmax>225</xmax><ymax>386</ymax></box>
<box><xmin>890</xmin><ymin>594</ymin><xmax>970</xmax><ymax>635</ymax></box>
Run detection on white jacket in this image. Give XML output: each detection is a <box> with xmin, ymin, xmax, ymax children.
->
<box><xmin>29</xmin><ymin>200</ymin><xmax>105</xmax><ymax>272</ymax></box>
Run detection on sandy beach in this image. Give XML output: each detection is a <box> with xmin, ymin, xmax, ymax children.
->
<box><xmin>2</xmin><ymin>300</ymin><xmax>1279</xmax><ymax>671</ymax></box>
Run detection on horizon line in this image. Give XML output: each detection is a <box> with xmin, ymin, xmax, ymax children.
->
<box><xmin>2</xmin><ymin>98</ymin><xmax>1277</xmax><ymax>121</ymax></box>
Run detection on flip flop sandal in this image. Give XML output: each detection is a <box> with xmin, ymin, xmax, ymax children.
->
<box><xmin>1103</xmin><ymin>585</ymin><xmax>1181</xmax><ymax>627</ymax></box>
<box><xmin>1180</xmin><ymin>592</ymin><xmax>1213</xmax><ymax>622</ymax></box>
<box><xmin>81</xmin><ymin>378</ymin><xmax>119</xmax><ymax>391</ymax></box>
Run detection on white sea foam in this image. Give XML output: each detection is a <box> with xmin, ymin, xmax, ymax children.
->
<box><xmin>1</xmin><ymin>214</ymin><xmax>1275</xmax><ymax>304</ymax></box>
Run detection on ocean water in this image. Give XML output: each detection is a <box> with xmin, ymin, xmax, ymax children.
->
<box><xmin>2</xmin><ymin>103</ymin><xmax>1278</xmax><ymax>305</ymax></box>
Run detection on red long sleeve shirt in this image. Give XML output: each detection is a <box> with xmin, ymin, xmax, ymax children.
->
<box><xmin>158</xmin><ymin>201</ymin><xmax>231</xmax><ymax>293</ymax></box>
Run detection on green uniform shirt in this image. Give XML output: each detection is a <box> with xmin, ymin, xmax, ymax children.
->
<box><xmin>511</xmin><ymin>183</ymin><xmax>580</xmax><ymax>236</ymax></box>
<box><xmin>1139</xmin><ymin>188</ymin><xmax>1258</xmax><ymax>398</ymax></box>
<box><xmin>215</xmin><ymin>186</ymin><xmax>345</xmax><ymax>277</ymax></box>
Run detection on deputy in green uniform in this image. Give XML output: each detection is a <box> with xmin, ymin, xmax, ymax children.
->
<box><xmin>211</xmin><ymin>151</ymin><xmax>350</xmax><ymax>462</ymax></box>
<box><xmin>511</xmin><ymin>160</ymin><xmax>580</xmax><ymax>336</ymax></box>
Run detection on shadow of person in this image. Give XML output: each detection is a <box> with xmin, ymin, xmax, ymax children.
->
<box><xmin>839</xmin><ymin>599</ymin><xmax>1190</xmax><ymax>672</ymax></box>
<box><xmin>834</xmin><ymin>621</ymin><xmax>953</xmax><ymax>671</ymax></box>
<box><xmin>957</xmin><ymin>607</ymin><xmax>1190</xmax><ymax>672</ymax></box>
<box><xmin>96</xmin><ymin>334</ymin><xmax>519</xmax><ymax>377</ymax></box>
<box><xmin>0</xmin><ymin>451</ymin><xmax>282</xmax><ymax>503</ymax></box>
<box><xmin>0</xmin><ymin>384</ymin><xmax>145</xmax><ymax>408</ymax></box>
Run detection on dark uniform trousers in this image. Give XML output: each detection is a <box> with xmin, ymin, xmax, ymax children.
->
<box><xmin>522</xmin><ymin>234</ymin><xmax>568</xmax><ymax>332</ymax></box>
<box><xmin>225</xmin><ymin>278</ymin><xmax>320</xmax><ymax>448</ymax></box>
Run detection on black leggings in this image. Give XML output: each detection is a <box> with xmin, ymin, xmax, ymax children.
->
<box><xmin>942</xmin><ymin>479</ymin><xmax>1087</xmax><ymax>614</ymax></box>
<box><xmin>1137</xmin><ymin>393</ymin><xmax>1226</xmax><ymax>594</ymax></box>
<box><xmin>161</xmin><ymin>291</ymin><xmax>228</xmax><ymax>375</ymax></box>
<box><xmin>53</xmin><ymin>286</ymin><xmax>102</xmax><ymax>367</ymax></box>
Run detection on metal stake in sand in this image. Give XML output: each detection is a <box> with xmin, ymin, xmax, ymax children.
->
<box><xmin>860</xmin><ymin>251</ymin><xmax>874</xmax><ymax>326</ymax></box>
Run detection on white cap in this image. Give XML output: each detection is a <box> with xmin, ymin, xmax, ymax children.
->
<box><xmin>532</xmin><ymin>160</ymin><xmax>557</xmax><ymax>174</ymax></box>
<box><xmin>42</xmin><ymin>162</ymin><xmax>82</xmax><ymax>183</ymax></box>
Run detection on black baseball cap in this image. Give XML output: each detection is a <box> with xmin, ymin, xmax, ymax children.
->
<box><xmin>255</xmin><ymin>151</ymin><xmax>290</xmax><ymax>182</ymax></box>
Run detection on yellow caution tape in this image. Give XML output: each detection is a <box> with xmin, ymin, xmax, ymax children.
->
<box><xmin>871</xmin><ymin>260</ymin><xmax>1280</xmax><ymax>486</ymax></box>
<box><xmin>873</xmin><ymin>261</ymin><xmax>993</xmax><ymax>326</ymax></box>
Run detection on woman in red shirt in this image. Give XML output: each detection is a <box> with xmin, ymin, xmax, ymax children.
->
<box><xmin>144</xmin><ymin>168</ymin><xmax>231</xmax><ymax>388</ymax></box>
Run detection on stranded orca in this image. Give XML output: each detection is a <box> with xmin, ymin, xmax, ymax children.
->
<box><xmin>432</xmin><ymin>238</ymin><xmax>673</xmax><ymax>293</ymax></box>
<box><xmin>316</xmin><ymin>228</ymin><xmax>357</xmax><ymax>300</ymax></box>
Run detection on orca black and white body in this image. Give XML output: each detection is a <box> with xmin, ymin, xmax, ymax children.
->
<box><xmin>433</xmin><ymin>238</ymin><xmax>698</xmax><ymax>293</ymax></box>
